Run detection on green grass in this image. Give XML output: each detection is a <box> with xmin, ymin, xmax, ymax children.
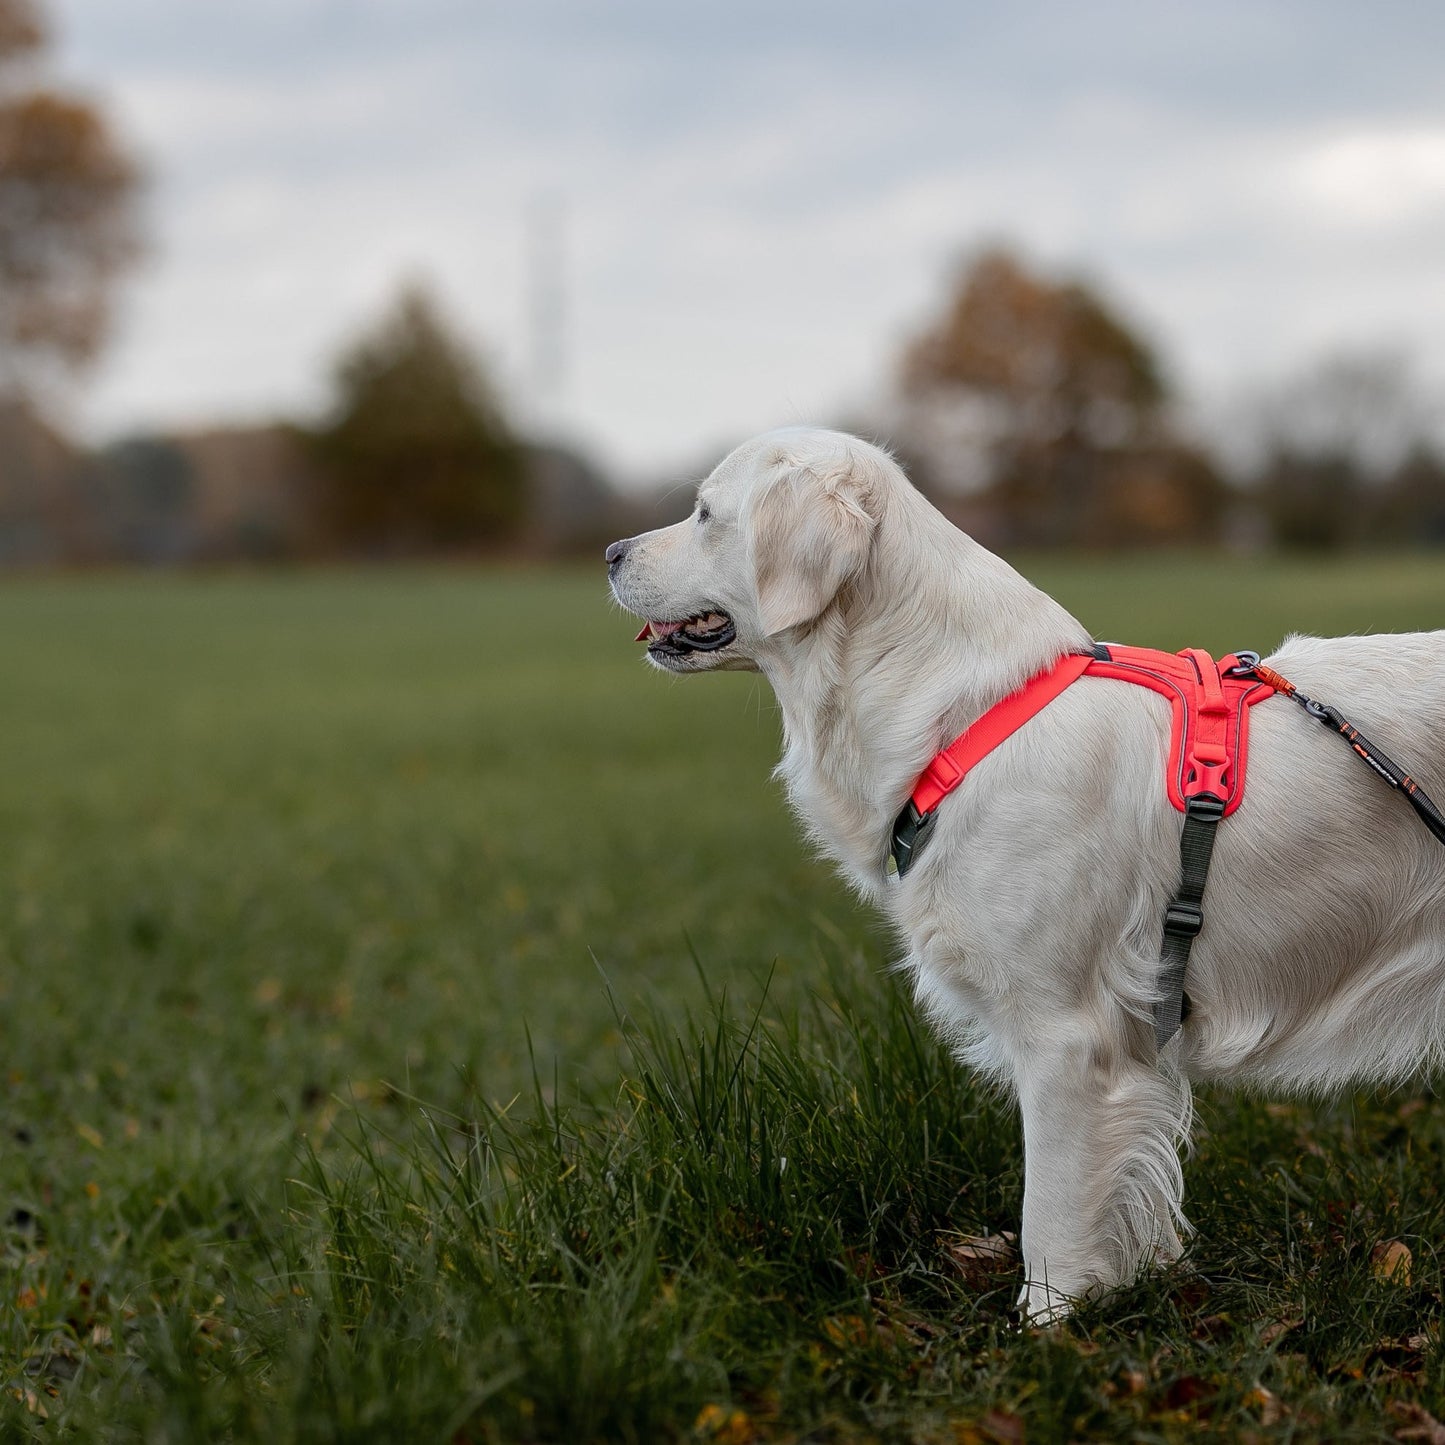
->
<box><xmin>3</xmin><ymin>555</ymin><xmax>1445</xmax><ymax>1441</ymax></box>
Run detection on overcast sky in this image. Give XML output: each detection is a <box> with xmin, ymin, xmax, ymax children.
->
<box><xmin>49</xmin><ymin>0</ymin><xmax>1445</xmax><ymax>482</ymax></box>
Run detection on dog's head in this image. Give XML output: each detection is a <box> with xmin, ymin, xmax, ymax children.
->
<box><xmin>606</xmin><ymin>428</ymin><xmax>883</xmax><ymax>673</ymax></box>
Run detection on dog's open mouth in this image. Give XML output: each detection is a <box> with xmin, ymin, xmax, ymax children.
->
<box><xmin>633</xmin><ymin>610</ymin><xmax>736</xmax><ymax>655</ymax></box>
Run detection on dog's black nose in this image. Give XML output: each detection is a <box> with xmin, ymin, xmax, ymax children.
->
<box><xmin>605</xmin><ymin>538</ymin><xmax>629</xmax><ymax>568</ymax></box>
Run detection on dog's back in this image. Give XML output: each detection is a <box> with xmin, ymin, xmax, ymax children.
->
<box><xmin>1185</xmin><ymin>630</ymin><xmax>1445</xmax><ymax>1088</ymax></box>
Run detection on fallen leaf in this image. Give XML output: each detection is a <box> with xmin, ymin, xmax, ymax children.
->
<box><xmin>942</xmin><ymin>1231</ymin><xmax>1019</xmax><ymax>1289</ymax></box>
<box><xmin>12</xmin><ymin>1388</ymin><xmax>48</xmax><ymax>1419</ymax></box>
<box><xmin>1260</xmin><ymin>1316</ymin><xmax>1302</xmax><ymax>1346</ymax></box>
<box><xmin>980</xmin><ymin>1408</ymin><xmax>1025</xmax><ymax>1443</ymax></box>
<box><xmin>693</xmin><ymin>1402</ymin><xmax>755</xmax><ymax>1443</ymax></box>
<box><xmin>1163</xmin><ymin>1374</ymin><xmax>1216</xmax><ymax>1412</ymax></box>
<box><xmin>1373</xmin><ymin>1240</ymin><xmax>1413</xmax><ymax>1286</ymax></box>
<box><xmin>1191</xmin><ymin>1312</ymin><xmax>1231</xmax><ymax>1340</ymax></box>
<box><xmin>1362</xmin><ymin>1336</ymin><xmax>1429</xmax><ymax>1382</ymax></box>
<box><xmin>1390</xmin><ymin>1399</ymin><xmax>1445</xmax><ymax>1444</ymax></box>
<box><xmin>841</xmin><ymin>1246</ymin><xmax>887</xmax><ymax>1281</ymax></box>
<box><xmin>1248</xmin><ymin>1385</ymin><xmax>1284</xmax><ymax>1425</ymax></box>
<box><xmin>821</xmin><ymin>1314</ymin><xmax>871</xmax><ymax>1348</ymax></box>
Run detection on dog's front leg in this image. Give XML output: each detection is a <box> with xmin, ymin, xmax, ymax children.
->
<box><xmin>1013</xmin><ymin>1033</ymin><xmax>1189</xmax><ymax>1321</ymax></box>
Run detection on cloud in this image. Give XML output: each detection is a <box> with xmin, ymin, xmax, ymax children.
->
<box><xmin>1293</xmin><ymin>125</ymin><xmax>1445</xmax><ymax>228</ymax></box>
<box><xmin>47</xmin><ymin>0</ymin><xmax>1445</xmax><ymax>477</ymax></box>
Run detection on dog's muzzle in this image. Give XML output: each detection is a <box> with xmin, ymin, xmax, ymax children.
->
<box><xmin>634</xmin><ymin>612</ymin><xmax>737</xmax><ymax>657</ymax></box>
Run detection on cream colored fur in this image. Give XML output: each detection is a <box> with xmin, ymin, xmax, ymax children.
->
<box><xmin>607</xmin><ymin>426</ymin><xmax>1445</xmax><ymax>1320</ymax></box>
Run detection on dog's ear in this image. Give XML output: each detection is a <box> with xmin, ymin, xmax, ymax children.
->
<box><xmin>745</xmin><ymin>443</ymin><xmax>877</xmax><ymax>637</ymax></box>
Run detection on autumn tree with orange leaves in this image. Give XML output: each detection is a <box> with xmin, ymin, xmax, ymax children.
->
<box><xmin>0</xmin><ymin>0</ymin><xmax>142</xmax><ymax>396</ymax></box>
<box><xmin>898</xmin><ymin>247</ymin><xmax>1224</xmax><ymax>547</ymax></box>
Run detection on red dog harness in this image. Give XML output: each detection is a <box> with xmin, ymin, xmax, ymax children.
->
<box><xmin>890</xmin><ymin>644</ymin><xmax>1445</xmax><ymax>1050</ymax></box>
<box><xmin>904</xmin><ymin>645</ymin><xmax>1275</xmax><ymax>824</ymax></box>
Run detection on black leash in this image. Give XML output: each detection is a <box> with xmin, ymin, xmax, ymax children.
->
<box><xmin>1241</xmin><ymin>654</ymin><xmax>1445</xmax><ymax>848</ymax></box>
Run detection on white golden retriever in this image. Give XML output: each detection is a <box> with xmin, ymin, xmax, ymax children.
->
<box><xmin>605</xmin><ymin>426</ymin><xmax>1445</xmax><ymax>1320</ymax></box>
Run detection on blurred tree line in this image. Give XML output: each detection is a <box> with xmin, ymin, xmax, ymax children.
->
<box><xmin>1</xmin><ymin>0</ymin><xmax>1443</xmax><ymax>563</ymax></box>
<box><xmin>0</xmin><ymin>0</ymin><xmax>140</xmax><ymax>394</ymax></box>
<box><xmin>0</xmin><ymin>0</ymin><xmax>645</xmax><ymax>564</ymax></box>
<box><xmin>888</xmin><ymin>246</ymin><xmax>1445</xmax><ymax>553</ymax></box>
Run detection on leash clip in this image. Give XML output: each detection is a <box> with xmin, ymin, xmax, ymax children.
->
<box><xmin>1225</xmin><ymin>650</ymin><xmax>1261</xmax><ymax>677</ymax></box>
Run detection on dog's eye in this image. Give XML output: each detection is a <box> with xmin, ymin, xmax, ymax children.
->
<box><xmin>697</xmin><ymin>504</ymin><xmax>711</xmax><ymax>524</ymax></box>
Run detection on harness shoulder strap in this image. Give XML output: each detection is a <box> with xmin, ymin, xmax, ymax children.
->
<box><xmin>891</xmin><ymin>652</ymin><xmax>1093</xmax><ymax>875</ymax></box>
<box><xmin>912</xmin><ymin>652</ymin><xmax>1094</xmax><ymax>815</ymax></box>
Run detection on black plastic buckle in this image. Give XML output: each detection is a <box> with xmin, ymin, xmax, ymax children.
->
<box><xmin>1185</xmin><ymin>793</ymin><xmax>1226</xmax><ymax>823</ymax></box>
<box><xmin>889</xmin><ymin>800</ymin><xmax>937</xmax><ymax>878</ymax></box>
<box><xmin>1164</xmin><ymin>901</ymin><xmax>1204</xmax><ymax>937</ymax></box>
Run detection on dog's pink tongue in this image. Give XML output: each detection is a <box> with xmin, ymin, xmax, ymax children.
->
<box><xmin>636</xmin><ymin>620</ymin><xmax>683</xmax><ymax>642</ymax></box>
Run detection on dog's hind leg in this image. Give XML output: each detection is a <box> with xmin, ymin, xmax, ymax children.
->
<box><xmin>1013</xmin><ymin>1031</ymin><xmax>1191</xmax><ymax>1321</ymax></box>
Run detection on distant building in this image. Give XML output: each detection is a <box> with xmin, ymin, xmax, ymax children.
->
<box><xmin>0</xmin><ymin>407</ymin><xmax>652</xmax><ymax>565</ymax></box>
<box><xmin>170</xmin><ymin>426</ymin><xmax>317</xmax><ymax>559</ymax></box>
<box><xmin>0</xmin><ymin>401</ymin><xmax>85</xmax><ymax>564</ymax></box>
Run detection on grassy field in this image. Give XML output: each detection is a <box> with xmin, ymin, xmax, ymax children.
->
<box><xmin>4</xmin><ymin>555</ymin><xmax>1445</xmax><ymax>1442</ymax></box>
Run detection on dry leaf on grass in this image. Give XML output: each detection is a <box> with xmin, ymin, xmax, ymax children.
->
<box><xmin>821</xmin><ymin>1313</ymin><xmax>872</xmax><ymax>1348</ymax></box>
<box><xmin>951</xmin><ymin>1408</ymin><xmax>1027</xmax><ymax>1444</ymax></box>
<box><xmin>1373</xmin><ymin>1240</ymin><xmax>1414</xmax><ymax>1285</ymax></box>
<box><xmin>11</xmin><ymin>1389</ymin><xmax>49</xmax><ymax>1420</ymax></box>
<box><xmin>1162</xmin><ymin>1374</ymin><xmax>1216</xmax><ymax>1414</ymax></box>
<box><xmin>941</xmin><ymin>1231</ymin><xmax>1018</xmax><ymax>1289</ymax></box>
<box><xmin>1259</xmin><ymin>1316</ymin><xmax>1302</xmax><ymax>1346</ymax></box>
<box><xmin>981</xmin><ymin>1408</ymin><xmax>1026</xmax><ymax>1442</ymax></box>
<box><xmin>693</xmin><ymin>1402</ymin><xmax>756</xmax><ymax>1444</ymax></box>
<box><xmin>1247</xmin><ymin>1384</ymin><xmax>1284</xmax><ymax>1426</ymax></box>
<box><xmin>1390</xmin><ymin>1399</ymin><xmax>1445</xmax><ymax>1444</ymax></box>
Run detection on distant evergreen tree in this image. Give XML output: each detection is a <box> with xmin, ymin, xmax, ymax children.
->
<box><xmin>310</xmin><ymin>283</ymin><xmax>525</xmax><ymax>551</ymax></box>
